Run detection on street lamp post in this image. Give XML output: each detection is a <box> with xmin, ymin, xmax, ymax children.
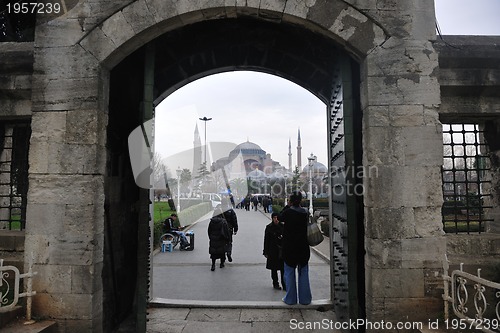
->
<box><xmin>199</xmin><ymin>116</ymin><xmax>212</xmax><ymax>165</ymax></box>
<box><xmin>307</xmin><ymin>154</ymin><xmax>315</xmax><ymax>216</ymax></box>
<box><xmin>283</xmin><ymin>173</ymin><xmax>288</xmax><ymax>206</ymax></box>
<box><xmin>176</xmin><ymin>166</ymin><xmax>182</xmax><ymax>213</ymax></box>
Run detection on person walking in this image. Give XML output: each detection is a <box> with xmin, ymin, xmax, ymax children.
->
<box><xmin>208</xmin><ymin>207</ymin><xmax>230</xmax><ymax>271</ymax></box>
<box><xmin>263</xmin><ymin>212</ymin><xmax>285</xmax><ymax>290</ymax></box>
<box><xmin>280</xmin><ymin>191</ymin><xmax>312</xmax><ymax>305</ymax></box>
<box><xmin>222</xmin><ymin>200</ymin><xmax>238</xmax><ymax>262</ymax></box>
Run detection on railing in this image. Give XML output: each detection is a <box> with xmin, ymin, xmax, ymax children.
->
<box><xmin>443</xmin><ymin>256</ymin><xmax>500</xmax><ymax>332</ymax></box>
<box><xmin>0</xmin><ymin>255</ymin><xmax>37</xmax><ymax>324</ymax></box>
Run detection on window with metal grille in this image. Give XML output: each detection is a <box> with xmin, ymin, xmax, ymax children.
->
<box><xmin>442</xmin><ymin>124</ymin><xmax>493</xmax><ymax>233</ymax></box>
<box><xmin>0</xmin><ymin>121</ymin><xmax>30</xmax><ymax>230</ymax></box>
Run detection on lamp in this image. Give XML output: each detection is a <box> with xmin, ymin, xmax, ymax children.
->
<box><xmin>199</xmin><ymin>116</ymin><xmax>212</xmax><ymax>165</ymax></box>
<box><xmin>283</xmin><ymin>173</ymin><xmax>288</xmax><ymax>206</ymax></box>
<box><xmin>307</xmin><ymin>153</ymin><xmax>315</xmax><ymax>216</ymax></box>
<box><xmin>176</xmin><ymin>167</ymin><xmax>182</xmax><ymax>213</ymax></box>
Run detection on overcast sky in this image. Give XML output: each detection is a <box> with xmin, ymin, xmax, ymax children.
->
<box><xmin>154</xmin><ymin>0</ymin><xmax>500</xmax><ymax>172</ymax></box>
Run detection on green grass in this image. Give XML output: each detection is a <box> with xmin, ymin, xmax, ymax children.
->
<box><xmin>443</xmin><ymin>221</ymin><xmax>484</xmax><ymax>233</ymax></box>
<box><xmin>153</xmin><ymin>201</ymin><xmax>175</xmax><ymax>224</ymax></box>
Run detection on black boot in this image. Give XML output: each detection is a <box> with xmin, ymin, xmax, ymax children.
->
<box><xmin>227</xmin><ymin>253</ymin><xmax>232</xmax><ymax>262</ymax></box>
<box><xmin>211</xmin><ymin>259</ymin><xmax>216</xmax><ymax>271</ymax></box>
<box><xmin>220</xmin><ymin>260</ymin><xmax>225</xmax><ymax>268</ymax></box>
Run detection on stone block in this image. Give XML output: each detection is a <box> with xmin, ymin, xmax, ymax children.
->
<box><xmin>30</xmin><ymin>111</ymin><xmax>67</xmax><ymax>142</ymax></box>
<box><xmin>383</xmin><ymin>297</ymin><xmax>442</xmax><ymax>323</ymax></box>
<box><xmin>39</xmin><ymin>142</ymin><xmax>98</xmax><ymax>174</ymax></box>
<box><xmin>71</xmin><ymin>264</ymin><xmax>97</xmax><ymax>294</ymax></box>
<box><xmin>66</xmin><ymin>110</ymin><xmax>98</xmax><ymax>144</ymax></box>
<box><xmin>28</xmin><ymin>175</ymin><xmax>102</xmax><ymax>206</ymax></box>
<box><xmin>187</xmin><ymin>308</ymin><xmax>240</xmax><ymax>321</ymax></box>
<box><xmin>401</xmin><ymin>237</ymin><xmax>446</xmax><ymax>269</ymax></box>
<box><xmin>413</xmin><ymin>206</ymin><xmax>444</xmax><ymax>238</ymax></box>
<box><xmin>401</xmin><ymin>125</ymin><xmax>443</xmax><ymax>167</ymax></box>
<box><xmin>365</xmin><ymin>207</ymin><xmax>416</xmax><ymax>239</ymax></box>
<box><xmin>364</xmin><ymin>238</ymin><xmax>402</xmax><ymax>269</ymax></box>
<box><xmin>365</xmin><ymin>267</ymin><xmax>424</xmax><ymax>298</ymax></box>
<box><xmin>240</xmin><ymin>308</ymin><xmax>298</xmax><ymax>322</ymax></box>
<box><xmin>34</xmin><ymin>19</ymin><xmax>86</xmax><ymax>47</ymax></box>
<box><xmin>144</xmin><ymin>0</ymin><xmax>178</xmax><ymax>23</ymax></box>
<box><xmin>28</xmin><ymin>140</ymin><xmax>49</xmax><ymax>173</ymax></box>
<box><xmin>0</xmin><ymin>230</ymin><xmax>24</xmax><ymax>251</ymax></box>
<box><xmin>24</xmin><ymin>234</ymin><xmax>51</xmax><ymax>264</ymax></box>
<box><xmin>367</xmin><ymin>39</ymin><xmax>439</xmax><ymax>77</ymax></box>
<box><xmin>31</xmin><ymin>76</ymin><xmax>100</xmax><ymax>111</ymax></box>
<box><xmin>25</xmin><ymin>203</ymin><xmax>66</xmax><ymax>234</ymax></box>
<box><xmin>32</xmin><ymin>264</ymin><xmax>71</xmax><ymax>293</ymax></box>
<box><xmin>364</xmin><ymin>165</ymin><xmax>443</xmax><ymax>208</ymax></box>
<box><xmin>78</xmin><ymin>27</ymin><xmax>117</xmax><ymax>65</ymax></box>
<box><xmin>283</xmin><ymin>0</ymin><xmax>310</xmax><ymax>20</ymax></box>
<box><xmin>121</xmin><ymin>0</ymin><xmax>157</xmax><ymax>34</ymax></box>
<box><xmin>33</xmin><ymin>46</ymin><xmax>99</xmax><ymax>79</ymax></box>
<box><xmin>101</xmin><ymin>11</ymin><xmax>136</xmax><ymax>48</ymax></box>
<box><xmin>47</xmin><ymin>235</ymin><xmax>95</xmax><ymax>266</ymax></box>
<box><xmin>363</xmin><ymin>105</ymin><xmax>390</xmax><ymax>127</ymax></box>
<box><xmin>363</xmin><ymin>126</ymin><xmax>405</xmax><ymax>165</ymax></box>
<box><xmin>259</xmin><ymin>0</ymin><xmax>286</xmax><ymax>20</ymax></box>
<box><xmin>33</xmin><ymin>292</ymin><xmax>93</xmax><ymax>319</ymax></box>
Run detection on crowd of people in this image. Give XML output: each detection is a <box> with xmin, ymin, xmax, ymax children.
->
<box><xmin>163</xmin><ymin>192</ymin><xmax>312</xmax><ymax>306</ymax></box>
<box><xmin>236</xmin><ymin>194</ymin><xmax>274</xmax><ymax>212</ymax></box>
<box><xmin>209</xmin><ymin>191</ymin><xmax>311</xmax><ymax>305</ymax></box>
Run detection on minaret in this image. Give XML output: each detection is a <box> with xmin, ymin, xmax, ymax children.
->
<box><xmin>288</xmin><ymin>138</ymin><xmax>292</xmax><ymax>172</ymax></box>
<box><xmin>193</xmin><ymin>124</ymin><xmax>202</xmax><ymax>177</ymax></box>
<box><xmin>297</xmin><ymin>128</ymin><xmax>302</xmax><ymax>171</ymax></box>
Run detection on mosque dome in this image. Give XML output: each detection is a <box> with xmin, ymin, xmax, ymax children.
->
<box><xmin>247</xmin><ymin>168</ymin><xmax>267</xmax><ymax>180</ymax></box>
<box><xmin>302</xmin><ymin>157</ymin><xmax>328</xmax><ymax>173</ymax></box>
<box><xmin>231</xmin><ymin>140</ymin><xmax>266</xmax><ymax>155</ymax></box>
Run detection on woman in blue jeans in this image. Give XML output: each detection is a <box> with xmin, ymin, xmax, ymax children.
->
<box><xmin>280</xmin><ymin>191</ymin><xmax>312</xmax><ymax>305</ymax></box>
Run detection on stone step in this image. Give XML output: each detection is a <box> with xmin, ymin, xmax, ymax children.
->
<box><xmin>0</xmin><ymin>319</ymin><xmax>57</xmax><ymax>333</ymax></box>
<box><xmin>0</xmin><ymin>306</ymin><xmax>23</xmax><ymax>328</ymax></box>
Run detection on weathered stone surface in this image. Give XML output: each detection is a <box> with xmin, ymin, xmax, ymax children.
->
<box><xmin>121</xmin><ymin>0</ymin><xmax>157</xmax><ymax>34</ymax></box>
<box><xmin>365</xmin><ymin>207</ymin><xmax>416</xmax><ymax>239</ymax></box>
<box><xmin>401</xmin><ymin>237</ymin><xmax>446</xmax><ymax>269</ymax></box>
<box><xmin>365</xmin><ymin>267</ymin><xmax>425</xmax><ymax>298</ymax></box>
<box><xmin>364</xmin><ymin>238</ymin><xmax>402</xmax><ymax>268</ymax></box>
<box><xmin>33</xmin><ymin>292</ymin><xmax>93</xmax><ymax>319</ymax></box>
<box><xmin>32</xmin><ymin>264</ymin><xmax>71</xmax><ymax>293</ymax></box>
<box><xmin>413</xmin><ymin>206</ymin><xmax>444</xmax><ymax>238</ymax></box>
<box><xmin>101</xmin><ymin>11</ymin><xmax>136</xmax><ymax>48</ymax></box>
<box><xmin>31</xmin><ymin>76</ymin><xmax>100</xmax><ymax>111</ymax></box>
<box><xmin>364</xmin><ymin>165</ymin><xmax>443</xmax><ymax>208</ymax></box>
<box><xmin>3</xmin><ymin>1</ymin><xmax>495</xmax><ymax>332</ymax></box>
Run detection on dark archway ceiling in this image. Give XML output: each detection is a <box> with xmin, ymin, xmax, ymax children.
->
<box><xmin>152</xmin><ymin>17</ymin><xmax>347</xmax><ymax>105</ymax></box>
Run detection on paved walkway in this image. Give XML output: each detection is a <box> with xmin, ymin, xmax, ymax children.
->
<box><xmin>146</xmin><ymin>208</ymin><xmax>339</xmax><ymax>332</ymax></box>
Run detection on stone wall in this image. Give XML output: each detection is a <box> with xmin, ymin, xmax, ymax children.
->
<box><xmin>0</xmin><ymin>0</ymin><xmax>493</xmax><ymax>332</ymax></box>
<box><xmin>358</xmin><ymin>1</ymin><xmax>446</xmax><ymax>323</ymax></box>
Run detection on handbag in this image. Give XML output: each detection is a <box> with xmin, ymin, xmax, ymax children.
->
<box><xmin>307</xmin><ymin>215</ymin><xmax>324</xmax><ymax>246</ymax></box>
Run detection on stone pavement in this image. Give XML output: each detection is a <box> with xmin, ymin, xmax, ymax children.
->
<box><xmin>146</xmin><ymin>207</ymin><xmax>339</xmax><ymax>333</ymax></box>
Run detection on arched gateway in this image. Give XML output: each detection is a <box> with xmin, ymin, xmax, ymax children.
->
<box><xmin>25</xmin><ymin>1</ymin><xmax>445</xmax><ymax>332</ymax></box>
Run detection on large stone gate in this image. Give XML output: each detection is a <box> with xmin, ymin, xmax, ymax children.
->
<box><xmin>0</xmin><ymin>1</ymin><xmax>499</xmax><ymax>332</ymax></box>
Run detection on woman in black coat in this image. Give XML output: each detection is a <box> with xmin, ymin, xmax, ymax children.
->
<box><xmin>263</xmin><ymin>213</ymin><xmax>285</xmax><ymax>290</ymax></box>
<box><xmin>208</xmin><ymin>207</ymin><xmax>230</xmax><ymax>271</ymax></box>
<box><xmin>280</xmin><ymin>191</ymin><xmax>311</xmax><ymax>305</ymax></box>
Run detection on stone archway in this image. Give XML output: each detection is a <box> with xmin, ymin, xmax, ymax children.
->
<box><xmin>26</xmin><ymin>2</ymin><xmax>445</xmax><ymax>332</ymax></box>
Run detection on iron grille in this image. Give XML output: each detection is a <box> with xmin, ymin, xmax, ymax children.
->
<box><xmin>0</xmin><ymin>121</ymin><xmax>31</xmax><ymax>230</ymax></box>
<box><xmin>441</xmin><ymin>124</ymin><xmax>493</xmax><ymax>233</ymax></box>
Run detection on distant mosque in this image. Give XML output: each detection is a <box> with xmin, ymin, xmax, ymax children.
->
<box><xmin>191</xmin><ymin>126</ymin><xmax>328</xmax><ymax>196</ymax></box>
